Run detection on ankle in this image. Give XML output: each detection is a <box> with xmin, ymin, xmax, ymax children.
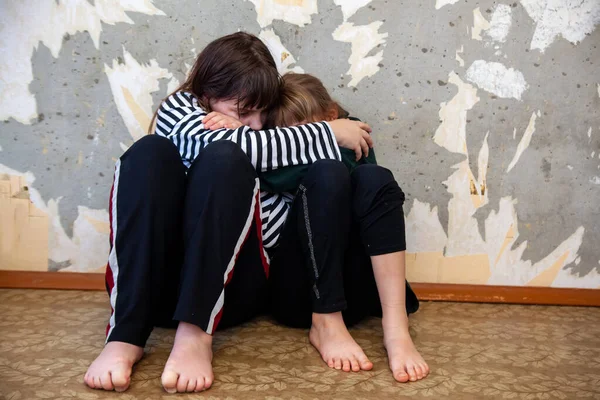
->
<box><xmin>175</xmin><ymin>322</ymin><xmax>213</xmax><ymax>345</ymax></box>
<box><xmin>103</xmin><ymin>341</ymin><xmax>144</xmax><ymax>363</ymax></box>
<box><xmin>382</xmin><ymin>316</ymin><xmax>410</xmax><ymax>335</ymax></box>
<box><xmin>311</xmin><ymin>312</ymin><xmax>344</xmax><ymax>329</ymax></box>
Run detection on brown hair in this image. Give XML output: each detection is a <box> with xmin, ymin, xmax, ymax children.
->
<box><xmin>150</xmin><ymin>32</ymin><xmax>280</xmax><ymax>133</ymax></box>
<box><xmin>270</xmin><ymin>73</ymin><xmax>348</xmax><ymax>127</ymax></box>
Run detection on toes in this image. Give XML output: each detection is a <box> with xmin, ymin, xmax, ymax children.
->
<box><xmin>112</xmin><ymin>368</ymin><xmax>131</xmax><ymax>392</ymax></box>
<box><xmin>176</xmin><ymin>375</ymin><xmax>190</xmax><ymax>393</ymax></box>
<box><xmin>414</xmin><ymin>365</ymin><xmax>424</xmax><ymax>380</ymax></box>
<box><xmin>342</xmin><ymin>359</ymin><xmax>351</xmax><ymax>372</ymax></box>
<box><xmin>327</xmin><ymin>358</ymin><xmax>335</xmax><ymax>368</ymax></box>
<box><xmin>161</xmin><ymin>370</ymin><xmax>179</xmax><ymax>394</ymax></box>
<box><xmin>194</xmin><ymin>377</ymin><xmax>205</xmax><ymax>392</ymax></box>
<box><xmin>100</xmin><ymin>371</ymin><xmax>114</xmax><ymax>391</ymax></box>
<box><xmin>204</xmin><ymin>376</ymin><xmax>214</xmax><ymax>390</ymax></box>
<box><xmin>393</xmin><ymin>367</ymin><xmax>410</xmax><ymax>383</ymax></box>
<box><xmin>186</xmin><ymin>378</ymin><xmax>197</xmax><ymax>393</ymax></box>
<box><xmin>421</xmin><ymin>362</ymin><xmax>430</xmax><ymax>376</ymax></box>
<box><xmin>350</xmin><ymin>357</ymin><xmax>361</xmax><ymax>372</ymax></box>
<box><xmin>407</xmin><ymin>365</ymin><xmax>418</xmax><ymax>382</ymax></box>
<box><xmin>334</xmin><ymin>358</ymin><xmax>342</xmax><ymax>370</ymax></box>
<box><xmin>85</xmin><ymin>374</ymin><xmax>96</xmax><ymax>389</ymax></box>
<box><xmin>93</xmin><ymin>376</ymin><xmax>102</xmax><ymax>389</ymax></box>
<box><xmin>358</xmin><ymin>355</ymin><xmax>373</xmax><ymax>371</ymax></box>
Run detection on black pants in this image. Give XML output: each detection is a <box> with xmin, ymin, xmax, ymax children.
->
<box><xmin>269</xmin><ymin>161</ymin><xmax>419</xmax><ymax>329</ymax></box>
<box><xmin>105</xmin><ymin>135</ymin><xmax>270</xmax><ymax>347</ymax></box>
<box><xmin>105</xmin><ymin>136</ymin><xmax>417</xmax><ymax>347</ymax></box>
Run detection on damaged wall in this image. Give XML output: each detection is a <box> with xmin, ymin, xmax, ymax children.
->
<box><xmin>0</xmin><ymin>0</ymin><xmax>599</xmax><ymax>288</ymax></box>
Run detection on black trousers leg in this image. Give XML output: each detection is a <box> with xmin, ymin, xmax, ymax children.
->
<box><xmin>106</xmin><ymin>135</ymin><xmax>186</xmax><ymax>346</ymax></box>
<box><xmin>347</xmin><ymin>164</ymin><xmax>419</xmax><ymax>316</ymax></box>
<box><xmin>269</xmin><ymin>163</ymin><xmax>419</xmax><ymax>330</ymax></box>
<box><xmin>174</xmin><ymin>140</ymin><xmax>269</xmax><ymax>334</ymax></box>
<box><xmin>106</xmin><ymin>137</ymin><xmax>268</xmax><ymax>347</ymax></box>
<box><xmin>269</xmin><ymin>160</ymin><xmax>351</xmax><ymax>328</ymax></box>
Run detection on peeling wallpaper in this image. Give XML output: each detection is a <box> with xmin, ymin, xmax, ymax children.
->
<box><xmin>0</xmin><ymin>0</ymin><xmax>599</xmax><ymax>288</ymax></box>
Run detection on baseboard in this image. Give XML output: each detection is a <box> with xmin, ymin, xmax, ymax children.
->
<box><xmin>0</xmin><ymin>271</ymin><xmax>598</xmax><ymax>306</ymax></box>
<box><xmin>412</xmin><ymin>282</ymin><xmax>599</xmax><ymax>306</ymax></box>
<box><xmin>0</xmin><ymin>271</ymin><xmax>105</xmax><ymax>291</ymax></box>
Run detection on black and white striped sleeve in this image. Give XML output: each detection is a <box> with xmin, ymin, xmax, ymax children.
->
<box><xmin>154</xmin><ymin>92</ymin><xmax>342</xmax><ymax>170</ymax></box>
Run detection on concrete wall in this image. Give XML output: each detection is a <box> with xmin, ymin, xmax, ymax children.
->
<box><xmin>1</xmin><ymin>0</ymin><xmax>599</xmax><ymax>288</ymax></box>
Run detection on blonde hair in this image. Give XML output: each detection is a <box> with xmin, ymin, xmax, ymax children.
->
<box><xmin>271</xmin><ymin>73</ymin><xmax>348</xmax><ymax>127</ymax></box>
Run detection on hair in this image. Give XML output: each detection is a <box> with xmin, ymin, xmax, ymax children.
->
<box><xmin>270</xmin><ymin>73</ymin><xmax>348</xmax><ymax>127</ymax></box>
<box><xmin>149</xmin><ymin>32</ymin><xmax>280</xmax><ymax>133</ymax></box>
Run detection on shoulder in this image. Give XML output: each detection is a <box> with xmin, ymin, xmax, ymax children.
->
<box><xmin>155</xmin><ymin>91</ymin><xmax>206</xmax><ymax>135</ymax></box>
<box><xmin>160</xmin><ymin>91</ymin><xmax>203</xmax><ymax>113</ymax></box>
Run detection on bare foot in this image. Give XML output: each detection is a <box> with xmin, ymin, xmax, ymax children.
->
<box><xmin>84</xmin><ymin>341</ymin><xmax>143</xmax><ymax>392</ymax></box>
<box><xmin>309</xmin><ymin>312</ymin><xmax>373</xmax><ymax>372</ymax></box>
<box><xmin>383</xmin><ymin>318</ymin><xmax>429</xmax><ymax>383</ymax></box>
<box><xmin>161</xmin><ymin>322</ymin><xmax>214</xmax><ymax>393</ymax></box>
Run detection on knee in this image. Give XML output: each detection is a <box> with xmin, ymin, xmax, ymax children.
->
<box><xmin>351</xmin><ymin>165</ymin><xmax>405</xmax><ymax>213</ymax></box>
<box><xmin>351</xmin><ymin>164</ymin><xmax>397</xmax><ymax>193</ymax></box>
<box><xmin>121</xmin><ymin>134</ymin><xmax>182</xmax><ymax>169</ymax></box>
<box><xmin>202</xmin><ymin>140</ymin><xmax>247</xmax><ymax>162</ymax></box>
<box><xmin>192</xmin><ymin>140</ymin><xmax>254</xmax><ymax>178</ymax></box>
<box><xmin>303</xmin><ymin>160</ymin><xmax>350</xmax><ymax>199</ymax></box>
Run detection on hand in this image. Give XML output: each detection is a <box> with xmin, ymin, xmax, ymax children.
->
<box><xmin>203</xmin><ymin>112</ymin><xmax>243</xmax><ymax>130</ymax></box>
<box><xmin>328</xmin><ymin>119</ymin><xmax>373</xmax><ymax>161</ymax></box>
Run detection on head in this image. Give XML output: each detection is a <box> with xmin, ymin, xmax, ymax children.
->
<box><xmin>270</xmin><ymin>73</ymin><xmax>349</xmax><ymax>127</ymax></box>
<box><xmin>163</xmin><ymin>32</ymin><xmax>280</xmax><ymax>130</ymax></box>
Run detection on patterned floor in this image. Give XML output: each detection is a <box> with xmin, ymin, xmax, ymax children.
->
<box><xmin>0</xmin><ymin>289</ymin><xmax>599</xmax><ymax>400</ymax></box>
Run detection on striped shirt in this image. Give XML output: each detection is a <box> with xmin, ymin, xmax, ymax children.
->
<box><xmin>154</xmin><ymin>91</ymin><xmax>341</xmax><ymax>249</ymax></box>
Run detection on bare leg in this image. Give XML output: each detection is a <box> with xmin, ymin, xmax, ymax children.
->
<box><xmin>84</xmin><ymin>342</ymin><xmax>144</xmax><ymax>392</ymax></box>
<box><xmin>371</xmin><ymin>251</ymin><xmax>429</xmax><ymax>382</ymax></box>
<box><xmin>161</xmin><ymin>322</ymin><xmax>214</xmax><ymax>393</ymax></box>
<box><xmin>309</xmin><ymin>312</ymin><xmax>373</xmax><ymax>372</ymax></box>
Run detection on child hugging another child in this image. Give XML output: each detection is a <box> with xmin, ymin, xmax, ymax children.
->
<box><xmin>204</xmin><ymin>72</ymin><xmax>429</xmax><ymax>383</ymax></box>
<box><xmin>85</xmin><ymin>33</ymin><xmax>374</xmax><ymax>394</ymax></box>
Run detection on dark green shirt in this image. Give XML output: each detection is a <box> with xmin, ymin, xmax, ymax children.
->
<box><xmin>259</xmin><ymin>142</ymin><xmax>377</xmax><ymax>193</ymax></box>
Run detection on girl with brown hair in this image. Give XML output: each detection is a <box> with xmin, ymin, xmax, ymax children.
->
<box><xmin>84</xmin><ymin>32</ymin><xmax>373</xmax><ymax>394</ymax></box>
<box><xmin>206</xmin><ymin>72</ymin><xmax>430</xmax><ymax>383</ymax></box>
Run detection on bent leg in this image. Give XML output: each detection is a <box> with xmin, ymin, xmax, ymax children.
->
<box><xmin>86</xmin><ymin>135</ymin><xmax>187</xmax><ymax>392</ymax></box>
<box><xmin>351</xmin><ymin>164</ymin><xmax>428</xmax><ymax>382</ymax></box>
<box><xmin>162</xmin><ymin>140</ymin><xmax>268</xmax><ymax>393</ymax></box>
<box><xmin>270</xmin><ymin>160</ymin><xmax>371</xmax><ymax>372</ymax></box>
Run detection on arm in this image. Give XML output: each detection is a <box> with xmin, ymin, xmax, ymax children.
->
<box><xmin>155</xmin><ymin>92</ymin><xmax>341</xmax><ymax>170</ymax></box>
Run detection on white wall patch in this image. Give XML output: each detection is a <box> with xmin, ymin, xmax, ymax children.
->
<box><xmin>465</xmin><ymin>60</ymin><xmax>528</xmax><ymax>100</ymax></box>
<box><xmin>259</xmin><ymin>29</ymin><xmax>304</xmax><ymax>74</ymax></box>
<box><xmin>455</xmin><ymin>46</ymin><xmax>465</xmax><ymax>67</ymax></box>
<box><xmin>245</xmin><ymin>0</ymin><xmax>318</xmax><ymax>27</ymax></box>
<box><xmin>405</xmin><ymin>199</ymin><xmax>448</xmax><ymax>253</ymax></box>
<box><xmin>521</xmin><ymin>0</ymin><xmax>600</xmax><ymax>52</ymax></box>
<box><xmin>553</xmin><ymin>261</ymin><xmax>600</xmax><ymax>288</ymax></box>
<box><xmin>436</xmin><ymin>0</ymin><xmax>462</xmax><ymax>10</ymax></box>
<box><xmin>433</xmin><ymin>72</ymin><xmax>480</xmax><ymax>155</ymax></box>
<box><xmin>333</xmin><ymin>21</ymin><xmax>388</xmax><ymax>87</ymax></box>
<box><xmin>334</xmin><ymin>0</ymin><xmax>372</xmax><ymax>21</ymax></box>
<box><xmin>0</xmin><ymin>0</ymin><xmax>165</xmax><ymax>124</ymax></box>
<box><xmin>486</xmin><ymin>4</ymin><xmax>513</xmax><ymax>43</ymax></box>
<box><xmin>472</xmin><ymin>8</ymin><xmax>491</xmax><ymax>41</ymax></box>
<box><xmin>105</xmin><ymin>48</ymin><xmax>173</xmax><ymax>141</ymax></box>
<box><xmin>507</xmin><ymin>111</ymin><xmax>539</xmax><ymax>173</ymax></box>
